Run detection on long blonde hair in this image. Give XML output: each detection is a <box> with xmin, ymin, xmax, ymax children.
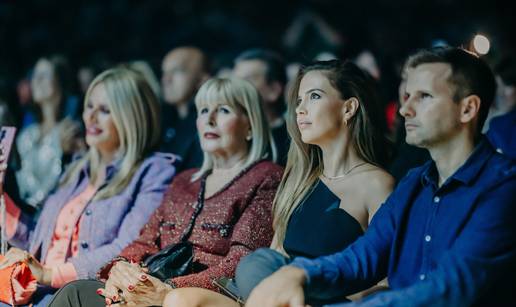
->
<box><xmin>60</xmin><ymin>68</ymin><xmax>161</xmax><ymax>200</ymax></box>
<box><xmin>272</xmin><ymin>60</ymin><xmax>391</xmax><ymax>246</ymax></box>
<box><xmin>192</xmin><ymin>77</ymin><xmax>276</xmax><ymax>180</ymax></box>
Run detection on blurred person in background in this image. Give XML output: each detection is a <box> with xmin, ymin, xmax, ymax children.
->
<box><xmin>485</xmin><ymin>55</ymin><xmax>516</xmax><ymax>159</ymax></box>
<box><xmin>0</xmin><ymin>75</ymin><xmax>33</xmax><ymax>215</ymax></box>
<box><xmin>15</xmin><ymin>55</ymin><xmax>85</xmax><ymax>208</ymax></box>
<box><xmin>16</xmin><ymin>74</ymin><xmax>36</xmax><ymax>128</ymax></box>
<box><xmin>127</xmin><ymin>60</ymin><xmax>162</xmax><ymax>100</ymax></box>
<box><xmin>160</xmin><ymin>46</ymin><xmax>210</xmax><ymax>171</ymax></box>
<box><xmin>233</xmin><ymin>48</ymin><xmax>290</xmax><ymax>165</ymax></box>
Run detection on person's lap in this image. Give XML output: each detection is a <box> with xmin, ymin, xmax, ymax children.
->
<box><xmin>48</xmin><ymin>280</ymin><xmax>105</xmax><ymax>307</ymax></box>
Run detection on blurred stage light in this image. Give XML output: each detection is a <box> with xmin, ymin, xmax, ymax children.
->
<box><xmin>473</xmin><ymin>34</ymin><xmax>490</xmax><ymax>55</ymax></box>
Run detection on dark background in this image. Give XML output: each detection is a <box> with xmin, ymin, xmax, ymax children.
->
<box><xmin>1</xmin><ymin>0</ymin><xmax>514</xmax><ymax>99</ymax></box>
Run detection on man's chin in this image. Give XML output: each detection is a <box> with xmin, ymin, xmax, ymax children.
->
<box><xmin>405</xmin><ymin>136</ymin><xmax>426</xmax><ymax>148</ymax></box>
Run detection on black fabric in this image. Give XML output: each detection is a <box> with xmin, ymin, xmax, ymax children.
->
<box><xmin>389</xmin><ymin>120</ymin><xmax>431</xmax><ymax>184</ymax></box>
<box><xmin>142</xmin><ymin>241</ymin><xmax>194</xmax><ymax>282</ymax></box>
<box><xmin>283</xmin><ymin>180</ymin><xmax>364</xmax><ymax>259</ymax></box>
<box><xmin>48</xmin><ymin>280</ymin><xmax>105</xmax><ymax>307</ymax></box>
<box><xmin>271</xmin><ymin>121</ymin><xmax>290</xmax><ymax>166</ymax></box>
<box><xmin>159</xmin><ymin>102</ymin><xmax>203</xmax><ymax>172</ymax></box>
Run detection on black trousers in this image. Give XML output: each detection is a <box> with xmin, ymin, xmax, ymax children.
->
<box><xmin>48</xmin><ymin>280</ymin><xmax>105</xmax><ymax>307</ymax></box>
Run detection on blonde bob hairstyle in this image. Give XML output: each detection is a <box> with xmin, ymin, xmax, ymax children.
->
<box><xmin>192</xmin><ymin>77</ymin><xmax>276</xmax><ymax>181</ymax></box>
<box><xmin>61</xmin><ymin>67</ymin><xmax>161</xmax><ymax>200</ymax></box>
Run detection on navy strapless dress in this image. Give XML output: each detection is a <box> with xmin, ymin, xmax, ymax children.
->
<box><xmin>283</xmin><ymin>179</ymin><xmax>364</xmax><ymax>258</ymax></box>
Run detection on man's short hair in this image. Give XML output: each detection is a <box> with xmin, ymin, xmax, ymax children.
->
<box><xmin>235</xmin><ymin>48</ymin><xmax>287</xmax><ymax>86</ymax></box>
<box><xmin>405</xmin><ymin>47</ymin><xmax>496</xmax><ymax>134</ymax></box>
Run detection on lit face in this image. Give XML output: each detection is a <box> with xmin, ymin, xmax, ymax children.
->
<box><xmin>196</xmin><ymin>102</ymin><xmax>251</xmax><ymax>159</ymax></box>
<box><xmin>161</xmin><ymin>50</ymin><xmax>204</xmax><ymax>106</ymax></box>
<box><xmin>83</xmin><ymin>83</ymin><xmax>121</xmax><ymax>155</ymax></box>
<box><xmin>296</xmin><ymin>70</ymin><xmax>346</xmax><ymax>146</ymax></box>
<box><xmin>401</xmin><ymin>63</ymin><xmax>462</xmax><ymax>148</ymax></box>
<box><xmin>31</xmin><ymin>59</ymin><xmax>60</xmax><ymax>104</ymax></box>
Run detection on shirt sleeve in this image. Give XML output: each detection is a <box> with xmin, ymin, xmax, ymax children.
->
<box><xmin>170</xmin><ymin>174</ymin><xmax>277</xmax><ymax>290</ymax></box>
<box><xmin>340</xmin><ymin>178</ymin><xmax>516</xmax><ymax>307</ymax></box>
<box><xmin>290</xmin><ymin>183</ymin><xmax>400</xmax><ymax>300</ymax></box>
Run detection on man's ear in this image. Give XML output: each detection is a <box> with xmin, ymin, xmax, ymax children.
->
<box><xmin>460</xmin><ymin>94</ymin><xmax>481</xmax><ymax>124</ymax></box>
<box><xmin>342</xmin><ymin>97</ymin><xmax>360</xmax><ymax>122</ymax></box>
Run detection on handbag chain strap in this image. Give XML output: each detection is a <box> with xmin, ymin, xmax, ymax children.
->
<box><xmin>178</xmin><ymin>174</ymin><xmax>207</xmax><ymax>242</ymax></box>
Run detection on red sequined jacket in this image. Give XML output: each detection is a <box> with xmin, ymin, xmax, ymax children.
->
<box><xmin>100</xmin><ymin>160</ymin><xmax>283</xmax><ymax>290</ymax></box>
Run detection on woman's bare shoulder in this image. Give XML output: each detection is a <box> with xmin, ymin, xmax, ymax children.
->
<box><xmin>355</xmin><ymin>166</ymin><xmax>395</xmax><ymax>199</ymax></box>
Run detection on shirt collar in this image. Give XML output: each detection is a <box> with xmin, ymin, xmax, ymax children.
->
<box><xmin>420</xmin><ymin>138</ymin><xmax>493</xmax><ymax>187</ymax></box>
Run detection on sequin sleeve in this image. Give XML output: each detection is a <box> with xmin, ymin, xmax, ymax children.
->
<box><xmin>169</xmin><ymin>173</ymin><xmax>280</xmax><ymax>290</ymax></box>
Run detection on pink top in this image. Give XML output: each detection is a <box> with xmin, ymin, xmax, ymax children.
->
<box><xmin>3</xmin><ymin>185</ymin><xmax>96</xmax><ymax>288</ymax></box>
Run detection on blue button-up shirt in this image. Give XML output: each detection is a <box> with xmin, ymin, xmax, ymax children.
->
<box><xmin>291</xmin><ymin>140</ymin><xmax>516</xmax><ymax>306</ymax></box>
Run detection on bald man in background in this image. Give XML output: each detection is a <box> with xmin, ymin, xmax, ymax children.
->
<box><xmin>160</xmin><ymin>47</ymin><xmax>210</xmax><ymax>171</ymax></box>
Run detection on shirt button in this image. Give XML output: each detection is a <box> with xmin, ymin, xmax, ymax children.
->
<box><xmin>419</xmin><ymin>274</ymin><xmax>426</xmax><ymax>280</ymax></box>
<box><xmin>425</xmin><ymin>235</ymin><xmax>432</xmax><ymax>242</ymax></box>
<box><xmin>81</xmin><ymin>241</ymin><xmax>89</xmax><ymax>249</ymax></box>
<box><xmin>85</xmin><ymin>209</ymin><xmax>92</xmax><ymax>216</ymax></box>
<box><xmin>433</xmin><ymin>196</ymin><xmax>440</xmax><ymax>203</ymax></box>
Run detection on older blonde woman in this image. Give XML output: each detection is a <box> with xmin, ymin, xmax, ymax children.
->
<box><xmin>49</xmin><ymin>77</ymin><xmax>284</xmax><ymax>307</ymax></box>
<box><xmin>0</xmin><ymin>68</ymin><xmax>177</xmax><ymax>306</ymax></box>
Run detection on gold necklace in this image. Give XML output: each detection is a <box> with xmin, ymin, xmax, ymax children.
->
<box><xmin>322</xmin><ymin>162</ymin><xmax>368</xmax><ymax>180</ymax></box>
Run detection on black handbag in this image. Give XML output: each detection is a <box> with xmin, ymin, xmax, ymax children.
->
<box><xmin>142</xmin><ymin>175</ymin><xmax>207</xmax><ymax>281</ymax></box>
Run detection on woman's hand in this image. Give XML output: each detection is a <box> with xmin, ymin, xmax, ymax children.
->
<box><xmin>0</xmin><ymin>247</ymin><xmax>53</xmax><ymax>286</ymax></box>
<box><xmin>99</xmin><ymin>261</ymin><xmax>172</xmax><ymax>306</ymax></box>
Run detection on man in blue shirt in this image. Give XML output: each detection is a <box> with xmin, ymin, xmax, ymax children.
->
<box><xmin>246</xmin><ymin>47</ymin><xmax>516</xmax><ymax>306</ymax></box>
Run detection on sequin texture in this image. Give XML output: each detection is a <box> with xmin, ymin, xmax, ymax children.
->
<box><xmin>100</xmin><ymin>160</ymin><xmax>283</xmax><ymax>291</ymax></box>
